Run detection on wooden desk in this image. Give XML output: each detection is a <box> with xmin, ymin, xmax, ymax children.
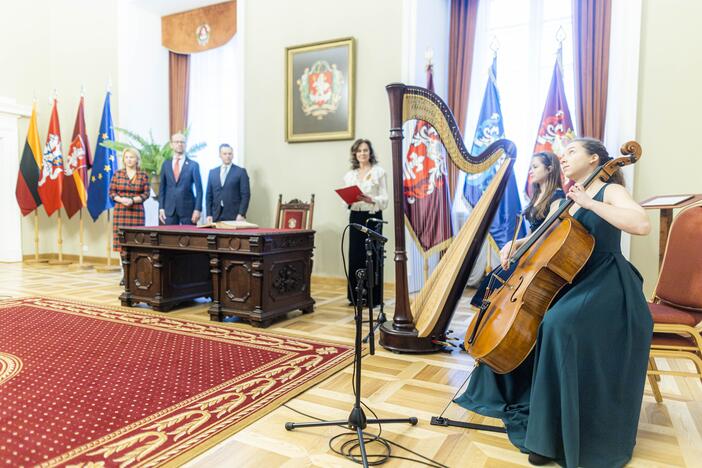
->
<box><xmin>640</xmin><ymin>194</ymin><xmax>702</xmax><ymax>269</ymax></box>
<box><xmin>118</xmin><ymin>226</ymin><xmax>315</xmax><ymax>327</ymax></box>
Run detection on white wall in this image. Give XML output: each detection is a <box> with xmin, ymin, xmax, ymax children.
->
<box><xmin>243</xmin><ymin>0</ymin><xmax>404</xmax><ymax>280</ymax></box>
<box><xmin>0</xmin><ymin>0</ymin><xmax>121</xmax><ymax>259</ymax></box>
<box><xmin>0</xmin><ymin>0</ymin><xmax>173</xmax><ymax>259</ymax></box>
<box><xmin>631</xmin><ymin>0</ymin><xmax>702</xmax><ymax>296</ymax></box>
<box><xmin>118</xmin><ymin>1</ymin><xmax>170</xmax><ymax>227</ymax></box>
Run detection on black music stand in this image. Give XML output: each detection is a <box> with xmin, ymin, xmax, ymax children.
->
<box><xmin>285</xmin><ymin>235</ymin><xmax>417</xmax><ymax>468</ymax></box>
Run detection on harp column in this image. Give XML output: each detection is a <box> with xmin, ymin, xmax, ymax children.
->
<box><xmin>385</xmin><ymin>84</ymin><xmax>414</xmax><ymax>331</ymax></box>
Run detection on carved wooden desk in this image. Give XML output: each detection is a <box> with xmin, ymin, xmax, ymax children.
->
<box><xmin>118</xmin><ymin>226</ymin><xmax>315</xmax><ymax>327</ymax></box>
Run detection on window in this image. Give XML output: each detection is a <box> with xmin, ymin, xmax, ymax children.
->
<box><xmin>188</xmin><ymin>36</ymin><xmax>242</xmax><ymax>219</ymax></box>
<box><xmin>465</xmin><ymin>0</ymin><xmax>575</xmax><ymax>197</ymax></box>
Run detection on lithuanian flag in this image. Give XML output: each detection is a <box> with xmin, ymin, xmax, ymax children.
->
<box><xmin>15</xmin><ymin>105</ymin><xmax>43</xmax><ymax>216</ymax></box>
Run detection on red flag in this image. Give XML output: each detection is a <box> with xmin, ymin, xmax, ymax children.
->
<box><xmin>15</xmin><ymin>105</ymin><xmax>43</xmax><ymax>216</ymax></box>
<box><xmin>527</xmin><ymin>48</ymin><xmax>575</xmax><ymax>197</ymax></box>
<box><xmin>62</xmin><ymin>97</ymin><xmax>91</xmax><ymax>218</ymax></box>
<box><xmin>38</xmin><ymin>99</ymin><xmax>64</xmax><ymax>216</ymax></box>
<box><xmin>402</xmin><ymin>64</ymin><xmax>453</xmax><ymax>255</ymax></box>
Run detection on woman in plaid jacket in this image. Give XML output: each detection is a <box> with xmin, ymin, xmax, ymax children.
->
<box><xmin>109</xmin><ymin>147</ymin><xmax>151</xmax><ymax>252</ymax></box>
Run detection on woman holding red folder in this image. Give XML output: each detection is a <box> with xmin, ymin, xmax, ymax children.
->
<box><xmin>343</xmin><ymin>139</ymin><xmax>388</xmax><ymax>307</ymax></box>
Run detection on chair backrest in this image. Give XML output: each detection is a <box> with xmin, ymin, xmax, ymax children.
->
<box><xmin>654</xmin><ymin>202</ymin><xmax>702</xmax><ymax>310</ymax></box>
<box><xmin>275</xmin><ymin>194</ymin><xmax>315</xmax><ymax>230</ymax></box>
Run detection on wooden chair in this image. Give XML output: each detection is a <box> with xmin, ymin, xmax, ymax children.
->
<box><xmin>647</xmin><ymin>202</ymin><xmax>702</xmax><ymax>403</ymax></box>
<box><xmin>275</xmin><ymin>194</ymin><xmax>315</xmax><ymax>230</ymax></box>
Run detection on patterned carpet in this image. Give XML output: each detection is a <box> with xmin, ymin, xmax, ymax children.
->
<box><xmin>0</xmin><ymin>297</ymin><xmax>354</xmax><ymax>466</ymax></box>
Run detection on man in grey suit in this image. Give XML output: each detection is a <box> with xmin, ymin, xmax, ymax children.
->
<box><xmin>206</xmin><ymin>144</ymin><xmax>250</xmax><ymax>223</ymax></box>
<box><xmin>158</xmin><ymin>133</ymin><xmax>204</xmax><ymax>225</ymax></box>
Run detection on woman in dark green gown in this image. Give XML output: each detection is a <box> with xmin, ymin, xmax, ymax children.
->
<box><xmin>455</xmin><ymin>138</ymin><xmax>653</xmax><ymax>467</ymax></box>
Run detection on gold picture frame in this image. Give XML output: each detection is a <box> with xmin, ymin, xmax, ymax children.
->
<box><xmin>285</xmin><ymin>37</ymin><xmax>355</xmax><ymax>143</ymax></box>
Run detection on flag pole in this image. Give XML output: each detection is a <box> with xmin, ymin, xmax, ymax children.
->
<box><xmin>69</xmin><ymin>209</ymin><xmax>93</xmax><ymax>270</ymax></box>
<box><xmin>49</xmin><ymin>208</ymin><xmax>72</xmax><ymax>265</ymax></box>
<box><xmin>106</xmin><ymin>208</ymin><xmax>112</xmax><ymax>267</ymax></box>
<box><xmin>79</xmin><ymin>209</ymin><xmax>85</xmax><ymax>266</ymax></box>
<box><xmin>25</xmin><ymin>209</ymin><xmax>48</xmax><ymax>264</ymax></box>
<box><xmin>94</xmin><ymin>209</ymin><xmax>120</xmax><ymax>273</ymax></box>
<box><xmin>58</xmin><ymin>209</ymin><xmax>63</xmax><ymax>261</ymax></box>
<box><xmin>34</xmin><ymin>209</ymin><xmax>40</xmax><ymax>262</ymax></box>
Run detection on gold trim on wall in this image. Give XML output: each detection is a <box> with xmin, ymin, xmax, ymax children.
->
<box><xmin>162</xmin><ymin>1</ymin><xmax>237</xmax><ymax>54</ymax></box>
<box><xmin>285</xmin><ymin>37</ymin><xmax>355</xmax><ymax>143</ymax></box>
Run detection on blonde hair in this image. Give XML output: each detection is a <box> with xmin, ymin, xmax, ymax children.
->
<box><xmin>122</xmin><ymin>147</ymin><xmax>141</xmax><ymax>168</ymax></box>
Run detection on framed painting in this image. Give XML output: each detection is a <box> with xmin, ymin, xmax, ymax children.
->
<box><xmin>285</xmin><ymin>37</ymin><xmax>355</xmax><ymax>142</ymax></box>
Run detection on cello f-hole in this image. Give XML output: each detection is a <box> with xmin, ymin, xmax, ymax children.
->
<box><xmin>510</xmin><ymin>276</ymin><xmax>524</xmax><ymax>303</ymax></box>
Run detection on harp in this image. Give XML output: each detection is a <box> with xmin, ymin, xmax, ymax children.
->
<box><xmin>379</xmin><ymin>83</ymin><xmax>517</xmax><ymax>353</ymax></box>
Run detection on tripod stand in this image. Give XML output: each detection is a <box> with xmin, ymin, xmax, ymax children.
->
<box><xmin>285</xmin><ymin>235</ymin><xmax>417</xmax><ymax>468</ymax></box>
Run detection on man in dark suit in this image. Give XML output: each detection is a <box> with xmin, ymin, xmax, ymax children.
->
<box><xmin>158</xmin><ymin>133</ymin><xmax>204</xmax><ymax>225</ymax></box>
<box><xmin>206</xmin><ymin>144</ymin><xmax>251</xmax><ymax>223</ymax></box>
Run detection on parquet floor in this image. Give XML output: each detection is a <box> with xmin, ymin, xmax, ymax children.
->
<box><xmin>0</xmin><ymin>262</ymin><xmax>700</xmax><ymax>467</ymax></box>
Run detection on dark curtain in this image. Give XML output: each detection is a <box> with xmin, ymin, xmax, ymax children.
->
<box><xmin>168</xmin><ymin>51</ymin><xmax>191</xmax><ymax>136</ymax></box>
<box><xmin>447</xmin><ymin>0</ymin><xmax>480</xmax><ymax>194</ymax></box>
<box><xmin>572</xmin><ymin>0</ymin><xmax>612</xmax><ymax>139</ymax></box>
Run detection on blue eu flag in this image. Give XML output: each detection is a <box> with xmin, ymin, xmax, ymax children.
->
<box><xmin>87</xmin><ymin>92</ymin><xmax>117</xmax><ymax>221</ymax></box>
<box><xmin>463</xmin><ymin>57</ymin><xmax>526</xmax><ymax>248</ymax></box>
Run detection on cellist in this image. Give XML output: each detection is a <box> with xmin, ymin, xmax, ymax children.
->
<box><xmin>455</xmin><ymin>138</ymin><xmax>653</xmax><ymax>467</ymax></box>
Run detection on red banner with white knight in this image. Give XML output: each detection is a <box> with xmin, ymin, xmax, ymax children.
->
<box><xmin>402</xmin><ymin>66</ymin><xmax>453</xmax><ymax>256</ymax></box>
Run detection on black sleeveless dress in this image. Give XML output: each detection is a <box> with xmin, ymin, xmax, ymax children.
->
<box><xmin>456</xmin><ymin>184</ymin><xmax>653</xmax><ymax>467</ymax></box>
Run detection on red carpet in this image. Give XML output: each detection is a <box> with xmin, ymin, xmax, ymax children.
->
<box><xmin>0</xmin><ymin>297</ymin><xmax>354</xmax><ymax>466</ymax></box>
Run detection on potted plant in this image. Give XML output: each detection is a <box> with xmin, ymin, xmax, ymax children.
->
<box><xmin>101</xmin><ymin>128</ymin><xmax>206</xmax><ymax>197</ymax></box>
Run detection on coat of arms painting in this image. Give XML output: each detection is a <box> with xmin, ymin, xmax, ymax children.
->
<box><xmin>286</xmin><ymin>37</ymin><xmax>355</xmax><ymax>142</ymax></box>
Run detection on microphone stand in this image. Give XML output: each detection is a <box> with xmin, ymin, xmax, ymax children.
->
<box><xmin>285</xmin><ymin>235</ymin><xmax>417</xmax><ymax>468</ymax></box>
<box><xmin>362</xmin><ymin>219</ymin><xmax>385</xmax><ymax>344</ymax></box>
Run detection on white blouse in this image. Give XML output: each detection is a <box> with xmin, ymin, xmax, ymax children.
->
<box><xmin>343</xmin><ymin>164</ymin><xmax>389</xmax><ymax>213</ymax></box>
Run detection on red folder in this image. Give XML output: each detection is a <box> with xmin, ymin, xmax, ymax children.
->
<box><xmin>335</xmin><ymin>185</ymin><xmax>363</xmax><ymax>205</ymax></box>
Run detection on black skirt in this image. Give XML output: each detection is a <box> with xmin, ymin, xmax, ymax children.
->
<box><xmin>347</xmin><ymin>210</ymin><xmax>384</xmax><ymax>307</ymax></box>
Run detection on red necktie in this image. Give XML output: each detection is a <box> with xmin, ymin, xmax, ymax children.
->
<box><xmin>174</xmin><ymin>157</ymin><xmax>181</xmax><ymax>182</ymax></box>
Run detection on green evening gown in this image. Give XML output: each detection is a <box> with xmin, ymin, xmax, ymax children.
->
<box><xmin>455</xmin><ymin>184</ymin><xmax>653</xmax><ymax>467</ymax></box>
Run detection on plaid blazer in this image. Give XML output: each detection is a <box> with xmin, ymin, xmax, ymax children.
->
<box><xmin>109</xmin><ymin>169</ymin><xmax>150</xmax><ymax>250</ymax></box>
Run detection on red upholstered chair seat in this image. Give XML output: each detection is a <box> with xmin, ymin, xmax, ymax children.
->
<box><xmin>649</xmin><ymin>302</ymin><xmax>702</xmax><ymax>327</ymax></box>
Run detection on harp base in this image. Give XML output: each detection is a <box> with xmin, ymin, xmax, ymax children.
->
<box><xmin>379</xmin><ymin>321</ymin><xmax>443</xmax><ymax>353</ymax></box>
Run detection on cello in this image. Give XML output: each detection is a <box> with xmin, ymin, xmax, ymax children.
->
<box><xmin>464</xmin><ymin>141</ymin><xmax>642</xmax><ymax>374</ymax></box>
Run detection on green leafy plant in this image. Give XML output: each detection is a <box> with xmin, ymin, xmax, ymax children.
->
<box><xmin>101</xmin><ymin>128</ymin><xmax>206</xmax><ymax>196</ymax></box>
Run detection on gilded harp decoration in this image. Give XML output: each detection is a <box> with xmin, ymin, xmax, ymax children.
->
<box><xmin>380</xmin><ymin>83</ymin><xmax>517</xmax><ymax>353</ymax></box>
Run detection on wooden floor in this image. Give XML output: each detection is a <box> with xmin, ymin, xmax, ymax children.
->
<box><xmin>1</xmin><ymin>262</ymin><xmax>700</xmax><ymax>467</ymax></box>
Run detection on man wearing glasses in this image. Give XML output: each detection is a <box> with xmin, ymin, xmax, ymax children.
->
<box><xmin>158</xmin><ymin>133</ymin><xmax>203</xmax><ymax>225</ymax></box>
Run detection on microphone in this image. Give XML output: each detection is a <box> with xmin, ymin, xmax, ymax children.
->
<box><xmin>366</xmin><ymin>217</ymin><xmax>388</xmax><ymax>225</ymax></box>
<box><xmin>350</xmin><ymin>223</ymin><xmax>388</xmax><ymax>244</ymax></box>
